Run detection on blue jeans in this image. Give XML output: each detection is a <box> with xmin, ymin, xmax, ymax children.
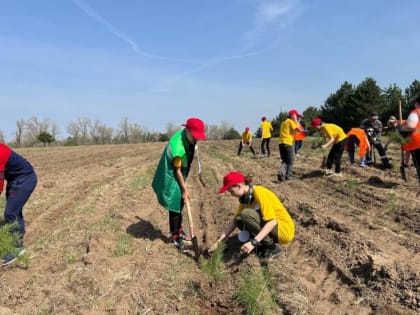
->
<box><xmin>5</xmin><ymin>172</ymin><xmax>37</xmax><ymax>239</ymax></box>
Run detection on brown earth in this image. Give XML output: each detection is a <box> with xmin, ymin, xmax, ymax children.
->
<box><xmin>0</xmin><ymin>139</ymin><xmax>419</xmax><ymax>314</ymax></box>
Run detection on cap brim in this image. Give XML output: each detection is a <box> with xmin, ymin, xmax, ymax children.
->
<box><xmin>219</xmin><ymin>186</ymin><xmax>228</xmax><ymax>193</ymax></box>
<box><xmin>191</xmin><ymin>131</ymin><xmax>206</xmax><ymax>140</ymax></box>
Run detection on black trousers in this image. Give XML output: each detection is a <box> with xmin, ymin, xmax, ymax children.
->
<box><xmin>411</xmin><ymin>148</ymin><xmax>420</xmax><ymax>184</ymax></box>
<box><xmin>327</xmin><ymin>139</ymin><xmax>347</xmax><ymax>173</ymax></box>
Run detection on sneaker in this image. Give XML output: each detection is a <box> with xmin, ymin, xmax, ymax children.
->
<box><xmin>170</xmin><ymin>235</ymin><xmax>189</xmax><ymax>253</ymax></box>
<box><xmin>324</xmin><ymin>169</ymin><xmax>333</xmax><ymax>176</ymax></box>
<box><xmin>178</xmin><ymin>230</ymin><xmax>193</xmax><ymax>245</ymax></box>
<box><xmin>2</xmin><ymin>247</ymin><xmax>25</xmax><ymax>266</ymax></box>
<box><xmin>260</xmin><ymin>244</ymin><xmax>281</xmax><ymax>261</ymax></box>
<box><xmin>360</xmin><ymin>162</ymin><xmax>367</xmax><ymax>167</ymax></box>
<box><xmin>277</xmin><ymin>174</ymin><xmax>285</xmax><ymax>182</ymax></box>
<box><xmin>332</xmin><ymin>172</ymin><xmax>343</xmax><ymax>177</ymax></box>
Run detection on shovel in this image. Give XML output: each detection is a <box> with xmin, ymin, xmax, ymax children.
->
<box><xmin>185</xmin><ymin>200</ymin><xmax>200</xmax><ymax>261</ymax></box>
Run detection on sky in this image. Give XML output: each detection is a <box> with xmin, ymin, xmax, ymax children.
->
<box><xmin>1</xmin><ymin>0</ymin><xmax>419</xmax><ymax>141</ymax></box>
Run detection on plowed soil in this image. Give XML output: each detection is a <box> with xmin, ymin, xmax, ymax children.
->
<box><xmin>0</xmin><ymin>139</ymin><xmax>419</xmax><ymax>314</ymax></box>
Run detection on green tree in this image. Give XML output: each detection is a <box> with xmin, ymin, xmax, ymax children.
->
<box><xmin>223</xmin><ymin>128</ymin><xmax>240</xmax><ymax>140</ymax></box>
<box><xmin>381</xmin><ymin>84</ymin><xmax>404</xmax><ymax>120</ymax></box>
<box><xmin>404</xmin><ymin>80</ymin><xmax>420</xmax><ymax>116</ymax></box>
<box><xmin>37</xmin><ymin>131</ymin><xmax>55</xmax><ymax>147</ymax></box>
<box><xmin>320</xmin><ymin>81</ymin><xmax>355</xmax><ymax>131</ymax></box>
<box><xmin>352</xmin><ymin>77</ymin><xmax>383</xmax><ymax>124</ymax></box>
<box><xmin>270</xmin><ymin>111</ymin><xmax>288</xmax><ymax>138</ymax></box>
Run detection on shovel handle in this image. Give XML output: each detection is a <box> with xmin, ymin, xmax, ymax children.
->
<box><xmin>185</xmin><ymin>200</ymin><xmax>195</xmax><ymax>237</ymax></box>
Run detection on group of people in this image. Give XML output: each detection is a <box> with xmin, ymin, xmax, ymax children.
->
<box><xmin>152</xmin><ymin>117</ymin><xmax>295</xmax><ymax>261</ymax></box>
<box><xmin>311</xmin><ymin>99</ymin><xmax>420</xmax><ymax>181</ymax></box>
<box><xmin>3</xmin><ymin>98</ymin><xmax>418</xmax><ymax>267</ymax></box>
<box><xmin>152</xmin><ymin>97</ymin><xmax>420</xmax><ymax>262</ymax></box>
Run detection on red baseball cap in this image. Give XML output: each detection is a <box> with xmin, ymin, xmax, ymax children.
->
<box><xmin>182</xmin><ymin>118</ymin><xmax>206</xmax><ymax>140</ymax></box>
<box><xmin>311</xmin><ymin>117</ymin><xmax>322</xmax><ymax>129</ymax></box>
<box><xmin>288</xmin><ymin>109</ymin><xmax>302</xmax><ymax>117</ymax></box>
<box><xmin>219</xmin><ymin>171</ymin><xmax>245</xmax><ymax>193</ymax></box>
<box><xmin>245</xmin><ymin>127</ymin><xmax>250</xmax><ymax>131</ymax></box>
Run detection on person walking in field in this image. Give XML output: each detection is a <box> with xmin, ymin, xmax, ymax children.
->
<box><xmin>0</xmin><ymin>143</ymin><xmax>37</xmax><ymax>266</ymax></box>
<box><xmin>152</xmin><ymin>117</ymin><xmax>206</xmax><ymax>251</ymax></box>
<box><xmin>311</xmin><ymin>118</ymin><xmax>347</xmax><ymax>176</ymax></box>
<box><xmin>237</xmin><ymin>127</ymin><xmax>256</xmax><ymax>156</ymax></box>
<box><xmin>278</xmin><ymin>109</ymin><xmax>302</xmax><ymax>181</ymax></box>
<box><xmin>400</xmin><ymin>97</ymin><xmax>420</xmax><ymax>189</ymax></box>
<box><xmin>207</xmin><ymin>171</ymin><xmax>294</xmax><ymax>260</ymax></box>
<box><xmin>346</xmin><ymin>127</ymin><xmax>371</xmax><ymax>167</ymax></box>
<box><xmin>260</xmin><ymin>116</ymin><xmax>273</xmax><ymax>157</ymax></box>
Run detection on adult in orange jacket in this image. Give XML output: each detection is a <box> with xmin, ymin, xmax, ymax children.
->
<box><xmin>401</xmin><ymin>97</ymin><xmax>420</xmax><ymax>185</ymax></box>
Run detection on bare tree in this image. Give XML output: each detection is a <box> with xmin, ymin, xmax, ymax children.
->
<box><xmin>90</xmin><ymin>120</ymin><xmax>113</xmax><ymax>144</ymax></box>
<box><xmin>97</xmin><ymin>125</ymin><xmax>113</xmax><ymax>144</ymax></box>
<box><xmin>67</xmin><ymin>121</ymin><xmax>81</xmax><ymax>143</ymax></box>
<box><xmin>165</xmin><ymin>122</ymin><xmax>179</xmax><ymax>138</ymax></box>
<box><xmin>15</xmin><ymin>119</ymin><xmax>25</xmax><ymax>147</ymax></box>
<box><xmin>118</xmin><ymin>117</ymin><xmax>130</xmax><ymax>144</ymax></box>
<box><xmin>23</xmin><ymin>117</ymin><xmax>60</xmax><ymax>146</ymax></box>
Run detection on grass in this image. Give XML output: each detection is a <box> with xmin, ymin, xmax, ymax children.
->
<box><xmin>129</xmin><ymin>166</ymin><xmax>155</xmax><ymax>191</ymax></box>
<box><xmin>235</xmin><ymin>266</ymin><xmax>278</xmax><ymax>315</ymax></box>
<box><xmin>112</xmin><ymin>234</ymin><xmax>134</xmax><ymax>256</ymax></box>
<box><xmin>200</xmin><ymin>243</ymin><xmax>227</xmax><ymax>282</ymax></box>
<box><xmin>207</xmin><ymin>147</ymin><xmax>232</xmax><ymax>163</ymax></box>
<box><xmin>0</xmin><ymin>221</ymin><xmax>30</xmax><ymax>267</ymax></box>
<box><xmin>387</xmin><ymin>191</ymin><xmax>398</xmax><ymax>215</ymax></box>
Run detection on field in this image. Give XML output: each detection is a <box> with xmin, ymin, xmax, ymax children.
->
<box><xmin>0</xmin><ymin>138</ymin><xmax>419</xmax><ymax>315</ymax></box>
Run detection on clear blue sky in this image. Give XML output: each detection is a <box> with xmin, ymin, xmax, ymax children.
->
<box><xmin>1</xmin><ymin>0</ymin><xmax>419</xmax><ymax>140</ymax></box>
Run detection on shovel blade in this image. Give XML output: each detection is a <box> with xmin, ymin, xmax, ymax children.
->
<box><xmin>192</xmin><ymin>236</ymin><xmax>200</xmax><ymax>261</ymax></box>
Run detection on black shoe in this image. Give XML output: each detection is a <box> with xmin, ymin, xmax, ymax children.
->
<box><xmin>260</xmin><ymin>244</ymin><xmax>281</xmax><ymax>261</ymax></box>
<box><xmin>277</xmin><ymin>174</ymin><xmax>285</xmax><ymax>182</ymax></box>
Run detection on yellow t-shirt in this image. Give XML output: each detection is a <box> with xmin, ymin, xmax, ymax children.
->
<box><xmin>279</xmin><ymin>118</ymin><xmax>298</xmax><ymax>145</ymax></box>
<box><xmin>242</xmin><ymin>130</ymin><xmax>253</xmax><ymax>143</ymax></box>
<box><xmin>321</xmin><ymin>123</ymin><xmax>347</xmax><ymax>144</ymax></box>
<box><xmin>235</xmin><ymin>185</ymin><xmax>295</xmax><ymax>245</ymax></box>
<box><xmin>260</xmin><ymin>121</ymin><xmax>273</xmax><ymax>139</ymax></box>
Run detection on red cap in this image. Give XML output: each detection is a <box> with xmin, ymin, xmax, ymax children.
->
<box><xmin>288</xmin><ymin>109</ymin><xmax>302</xmax><ymax>117</ymax></box>
<box><xmin>311</xmin><ymin>117</ymin><xmax>322</xmax><ymax>129</ymax></box>
<box><xmin>261</xmin><ymin>116</ymin><xmax>266</xmax><ymax>121</ymax></box>
<box><xmin>182</xmin><ymin>118</ymin><xmax>206</xmax><ymax>140</ymax></box>
<box><xmin>219</xmin><ymin>171</ymin><xmax>245</xmax><ymax>193</ymax></box>
<box><xmin>245</xmin><ymin>127</ymin><xmax>250</xmax><ymax>132</ymax></box>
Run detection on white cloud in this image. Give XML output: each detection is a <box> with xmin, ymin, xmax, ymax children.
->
<box><xmin>244</xmin><ymin>0</ymin><xmax>301</xmax><ymax>47</ymax></box>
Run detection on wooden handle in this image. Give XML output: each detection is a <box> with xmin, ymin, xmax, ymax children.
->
<box><xmin>185</xmin><ymin>200</ymin><xmax>195</xmax><ymax>237</ymax></box>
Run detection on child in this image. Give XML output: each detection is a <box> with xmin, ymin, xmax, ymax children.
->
<box><xmin>152</xmin><ymin>118</ymin><xmax>206</xmax><ymax>251</ymax></box>
<box><xmin>311</xmin><ymin>118</ymin><xmax>347</xmax><ymax>176</ymax></box>
<box><xmin>208</xmin><ymin>171</ymin><xmax>295</xmax><ymax>260</ymax></box>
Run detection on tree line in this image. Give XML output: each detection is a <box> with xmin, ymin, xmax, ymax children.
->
<box><xmin>258</xmin><ymin>78</ymin><xmax>420</xmax><ymax>138</ymax></box>
<box><xmin>1</xmin><ymin>78</ymin><xmax>419</xmax><ymax>147</ymax></box>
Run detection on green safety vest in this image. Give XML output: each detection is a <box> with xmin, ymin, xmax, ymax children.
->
<box><xmin>152</xmin><ymin>129</ymin><xmax>195</xmax><ymax>213</ymax></box>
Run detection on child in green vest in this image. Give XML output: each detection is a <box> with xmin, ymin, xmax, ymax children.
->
<box><xmin>152</xmin><ymin>118</ymin><xmax>206</xmax><ymax>251</ymax></box>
